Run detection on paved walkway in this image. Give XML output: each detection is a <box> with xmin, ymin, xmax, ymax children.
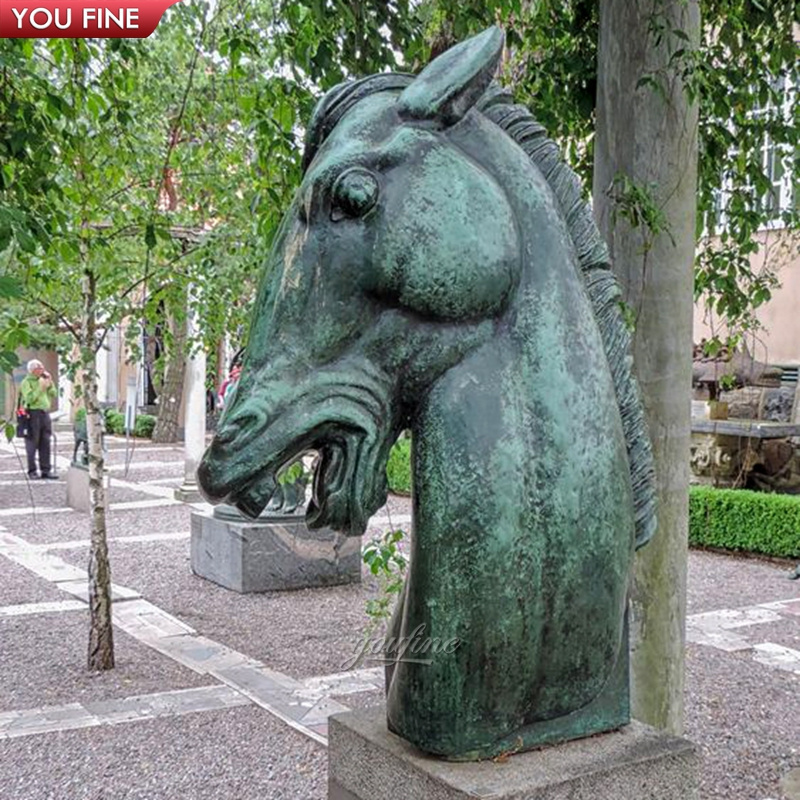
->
<box><xmin>0</xmin><ymin>434</ymin><xmax>797</xmax><ymax>799</ymax></box>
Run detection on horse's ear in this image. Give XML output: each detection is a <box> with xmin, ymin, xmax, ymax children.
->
<box><xmin>398</xmin><ymin>27</ymin><xmax>504</xmax><ymax>127</ymax></box>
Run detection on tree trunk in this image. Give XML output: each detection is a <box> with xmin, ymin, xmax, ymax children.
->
<box><xmin>593</xmin><ymin>0</ymin><xmax>699</xmax><ymax>734</ymax></box>
<box><xmin>152</xmin><ymin>300</ymin><xmax>187</xmax><ymax>443</ymax></box>
<box><xmin>81</xmin><ymin>267</ymin><xmax>115</xmax><ymax>671</ymax></box>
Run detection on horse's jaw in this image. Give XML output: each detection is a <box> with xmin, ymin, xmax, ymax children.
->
<box><xmin>197</xmin><ymin>369</ymin><xmax>396</xmax><ymax>536</ymax></box>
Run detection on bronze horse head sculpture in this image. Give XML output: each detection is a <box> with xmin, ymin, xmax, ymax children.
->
<box><xmin>199</xmin><ymin>27</ymin><xmax>656</xmax><ymax>760</ymax></box>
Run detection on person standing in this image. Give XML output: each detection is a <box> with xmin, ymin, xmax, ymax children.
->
<box><xmin>19</xmin><ymin>359</ymin><xmax>57</xmax><ymax>480</ymax></box>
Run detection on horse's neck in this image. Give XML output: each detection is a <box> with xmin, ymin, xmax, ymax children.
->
<box><xmin>411</xmin><ymin>124</ymin><xmax>617</xmax><ymax>536</ymax></box>
<box><xmin>410</xmin><ymin>334</ymin><xmax>530</xmax><ymax>544</ymax></box>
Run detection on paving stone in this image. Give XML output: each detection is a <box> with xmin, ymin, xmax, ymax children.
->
<box><xmin>299</xmin><ymin>696</ymin><xmax>350</xmax><ymax>727</ymax></box>
<box><xmin>0</xmin><ymin>704</ymin><xmax>98</xmax><ymax>739</ymax></box>
<box><xmin>781</xmin><ymin>768</ymin><xmax>800</xmax><ymax>800</ymax></box>
<box><xmin>3</xmin><ymin>550</ymin><xmax>86</xmax><ymax>583</ymax></box>
<box><xmin>56</xmin><ymin>579</ymin><xmax>140</xmax><ymax>602</ymax></box>
<box><xmin>752</xmin><ymin>642</ymin><xmax>800</xmax><ymax>674</ymax></box>
<box><xmin>0</xmin><ymin>600</ymin><xmax>86</xmax><ymax>618</ymax></box>
<box><xmin>689</xmin><ymin>605</ymin><xmax>784</xmax><ymax>630</ymax></box>
<box><xmin>213</xmin><ymin>663</ymin><xmax>303</xmax><ymax>697</ymax></box>
<box><xmin>143</xmin><ymin>634</ymin><xmax>256</xmax><ymax>675</ymax></box>
<box><xmin>685</xmin><ymin>624</ymin><xmax>751</xmax><ymax>652</ymax></box>
<box><xmin>112</xmin><ymin>598</ymin><xmax>195</xmax><ymax>639</ymax></box>
<box><xmin>298</xmin><ymin>668</ymin><xmax>384</xmax><ymax>700</ymax></box>
<box><xmin>84</xmin><ymin>685</ymin><xmax>250</xmax><ymax>723</ymax></box>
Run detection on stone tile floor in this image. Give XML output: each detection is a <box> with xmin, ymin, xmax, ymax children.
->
<box><xmin>0</xmin><ymin>434</ymin><xmax>798</xmax><ymax>799</ymax></box>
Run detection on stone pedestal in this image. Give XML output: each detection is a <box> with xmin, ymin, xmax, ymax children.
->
<box><xmin>174</xmin><ymin>484</ymin><xmax>205</xmax><ymax>502</ymax></box>
<box><xmin>190</xmin><ymin>510</ymin><xmax>361</xmax><ymax>593</ymax></box>
<box><xmin>328</xmin><ymin>707</ymin><xmax>700</xmax><ymax>800</ymax></box>
<box><xmin>65</xmin><ymin>464</ymin><xmax>110</xmax><ymax>513</ymax></box>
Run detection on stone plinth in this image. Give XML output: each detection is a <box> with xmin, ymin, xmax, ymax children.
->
<box><xmin>65</xmin><ymin>464</ymin><xmax>110</xmax><ymax>513</ymax></box>
<box><xmin>174</xmin><ymin>483</ymin><xmax>204</xmax><ymax>502</ymax></box>
<box><xmin>190</xmin><ymin>510</ymin><xmax>361</xmax><ymax>593</ymax></box>
<box><xmin>328</xmin><ymin>707</ymin><xmax>700</xmax><ymax>800</ymax></box>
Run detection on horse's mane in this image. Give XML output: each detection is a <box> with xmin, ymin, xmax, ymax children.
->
<box><xmin>304</xmin><ymin>77</ymin><xmax>657</xmax><ymax>549</ymax></box>
<box><xmin>477</xmin><ymin>86</ymin><xmax>657</xmax><ymax>549</ymax></box>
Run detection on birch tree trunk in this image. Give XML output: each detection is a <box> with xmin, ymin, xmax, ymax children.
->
<box><xmin>593</xmin><ymin>0</ymin><xmax>699</xmax><ymax>734</ymax></box>
<box><xmin>81</xmin><ymin>266</ymin><xmax>115</xmax><ymax>671</ymax></box>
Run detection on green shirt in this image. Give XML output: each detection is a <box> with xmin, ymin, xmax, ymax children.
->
<box><xmin>20</xmin><ymin>374</ymin><xmax>57</xmax><ymax>411</ymax></box>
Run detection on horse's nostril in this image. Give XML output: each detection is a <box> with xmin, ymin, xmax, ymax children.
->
<box><xmin>215</xmin><ymin>423</ymin><xmax>239</xmax><ymax>445</ymax></box>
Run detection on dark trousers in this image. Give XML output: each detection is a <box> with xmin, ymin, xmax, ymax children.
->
<box><xmin>25</xmin><ymin>410</ymin><xmax>52</xmax><ymax>477</ymax></box>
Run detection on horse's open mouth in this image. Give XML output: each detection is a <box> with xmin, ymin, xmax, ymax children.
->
<box><xmin>202</xmin><ymin>419</ymin><xmax>390</xmax><ymax>537</ymax></box>
<box><xmin>198</xmin><ymin>367</ymin><xmax>396</xmax><ymax>536</ymax></box>
<box><xmin>307</xmin><ymin>440</ymin><xmax>355</xmax><ymax>529</ymax></box>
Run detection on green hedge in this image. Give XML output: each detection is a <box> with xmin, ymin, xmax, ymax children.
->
<box><xmin>104</xmin><ymin>408</ymin><xmax>125</xmax><ymax>434</ymax></box>
<box><xmin>133</xmin><ymin>413</ymin><xmax>156</xmax><ymax>438</ymax></box>
<box><xmin>689</xmin><ymin>486</ymin><xmax>800</xmax><ymax>559</ymax></box>
<box><xmin>74</xmin><ymin>407</ymin><xmax>155</xmax><ymax>438</ymax></box>
<box><xmin>386</xmin><ymin>435</ymin><xmax>411</xmax><ymax>496</ymax></box>
<box><xmin>382</xmin><ymin>443</ymin><xmax>800</xmax><ymax>557</ymax></box>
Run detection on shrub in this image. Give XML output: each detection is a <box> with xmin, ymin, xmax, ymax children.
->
<box><xmin>103</xmin><ymin>408</ymin><xmax>125</xmax><ymax>435</ymax></box>
<box><xmin>689</xmin><ymin>486</ymin><xmax>800</xmax><ymax>559</ymax></box>
<box><xmin>133</xmin><ymin>413</ymin><xmax>156</xmax><ymax>438</ymax></box>
<box><xmin>386</xmin><ymin>435</ymin><xmax>411</xmax><ymax>496</ymax></box>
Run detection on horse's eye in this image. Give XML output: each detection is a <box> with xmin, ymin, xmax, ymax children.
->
<box><xmin>330</xmin><ymin>168</ymin><xmax>379</xmax><ymax>221</ymax></box>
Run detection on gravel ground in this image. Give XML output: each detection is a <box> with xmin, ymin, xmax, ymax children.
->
<box><xmin>685</xmin><ymin>643</ymin><xmax>799</xmax><ymax>800</ymax></box>
<box><xmin>58</xmin><ymin>538</ymin><xmax>383</xmax><ymax>679</ymax></box>
<box><xmin>104</xmin><ymin>487</ymin><xmax>172</xmax><ymax>504</ymax></box>
<box><xmin>0</xmin><ymin>611</ymin><xmax>208</xmax><ymax>712</ymax></box>
<box><xmin>0</xmin><ymin>483</ymin><xmax>163</xmax><ymax>510</ymax></box>
<box><xmin>330</xmin><ymin>689</ymin><xmax>383</xmax><ymax>711</ymax></box>
<box><xmin>0</xmin><ymin>560</ymin><xmax>67</xmax><ymax>606</ymax></box>
<box><xmin>112</xmin><ymin>470</ymin><xmax>182</xmax><ymax>484</ymax></box>
<box><xmin>0</xmin><ymin>482</ymin><xmax>68</xmax><ymax>509</ymax></box>
<box><xmin>1</xmin><ymin>511</ymin><xmax>93</xmax><ymax>544</ymax></box>
<box><xmin>380</xmin><ymin>492</ymin><xmax>412</xmax><ymax>519</ymax></box>
<box><xmin>688</xmin><ymin>549</ymin><xmax>800</xmax><ymax>613</ymax></box>
<box><xmin>743</xmin><ymin>618</ymin><xmax>800</xmax><ymax>652</ymax></box>
<box><xmin>103</xmin><ymin>450</ymin><xmax>185</xmax><ymax>465</ymax></box>
<box><xmin>0</xmin><ymin>705</ymin><xmax>327</xmax><ymax>800</ymax></box>
<box><xmin>2</xmin><ymin>504</ymin><xmax>192</xmax><ymax>545</ymax></box>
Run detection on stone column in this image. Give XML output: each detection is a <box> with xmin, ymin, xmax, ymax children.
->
<box><xmin>175</xmin><ymin>301</ymin><xmax>206</xmax><ymax>502</ymax></box>
<box><xmin>593</xmin><ymin>0</ymin><xmax>699</xmax><ymax>734</ymax></box>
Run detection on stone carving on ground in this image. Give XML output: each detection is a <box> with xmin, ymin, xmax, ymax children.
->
<box><xmin>198</xmin><ymin>28</ymin><xmax>657</xmax><ymax>760</ymax></box>
<box><xmin>72</xmin><ymin>413</ymin><xmax>105</xmax><ymax>466</ymax></box>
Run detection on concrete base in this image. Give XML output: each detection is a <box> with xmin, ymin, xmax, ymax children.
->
<box><xmin>328</xmin><ymin>707</ymin><xmax>700</xmax><ymax>800</ymax></box>
<box><xmin>65</xmin><ymin>464</ymin><xmax>110</xmax><ymax>513</ymax></box>
<box><xmin>174</xmin><ymin>483</ymin><xmax>204</xmax><ymax>502</ymax></box>
<box><xmin>190</xmin><ymin>510</ymin><xmax>362</xmax><ymax>593</ymax></box>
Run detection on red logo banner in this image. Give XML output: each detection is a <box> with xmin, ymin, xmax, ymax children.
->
<box><xmin>0</xmin><ymin>0</ymin><xmax>179</xmax><ymax>38</ymax></box>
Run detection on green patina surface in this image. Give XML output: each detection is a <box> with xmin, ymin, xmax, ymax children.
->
<box><xmin>198</xmin><ymin>28</ymin><xmax>656</xmax><ymax>760</ymax></box>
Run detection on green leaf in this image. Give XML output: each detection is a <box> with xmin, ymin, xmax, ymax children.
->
<box><xmin>144</xmin><ymin>223</ymin><xmax>157</xmax><ymax>250</ymax></box>
<box><xmin>0</xmin><ymin>276</ymin><xmax>24</xmax><ymax>299</ymax></box>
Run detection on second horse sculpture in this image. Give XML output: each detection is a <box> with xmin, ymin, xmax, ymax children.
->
<box><xmin>198</xmin><ymin>27</ymin><xmax>657</xmax><ymax>761</ymax></box>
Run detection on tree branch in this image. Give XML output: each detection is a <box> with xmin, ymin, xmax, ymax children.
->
<box><xmin>37</xmin><ymin>298</ymin><xmax>80</xmax><ymax>341</ymax></box>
